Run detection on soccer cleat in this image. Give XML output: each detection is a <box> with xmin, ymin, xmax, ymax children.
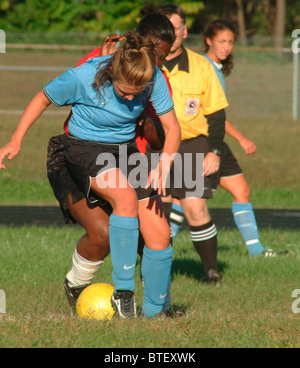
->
<box><xmin>207</xmin><ymin>269</ymin><xmax>222</xmax><ymax>286</ymax></box>
<box><xmin>264</xmin><ymin>248</ymin><xmax>277</xmax><ymax>257</ymax></box>
<box><xmin>64</xmin><ymin>278</ymin><xmax>90</xmax><ymax>316</ymax></box>
<box><xmin>111</xmin><ymin>290</ymin><xmax>137</xmax><ymax>319</ymax></box>
<box><xmin>163</xmin><ymin>309</ymin><xmax>185</xmax><ymax>319</ymax></box>
<box><xmin>264</xmin><ymin>248</ymin><xmax>290</xmax><ymax>258</ymax></box>
<box><xmin>140</xmin><ymin>308</ymin><xmax>184</xmax><ymax>320</ymax></box>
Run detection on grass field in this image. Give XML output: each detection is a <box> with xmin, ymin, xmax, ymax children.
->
<box><xmin>0</xmin><ymin>225</ymin><xmax>299</xmax><ymax>348</ymax></box>
<box><xmin>0</xmin><ymin>50</ymin><xmax>299</xmax><ymax>349</ymax></box>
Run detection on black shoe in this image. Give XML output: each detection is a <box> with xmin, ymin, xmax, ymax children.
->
<box><xmin>263</xmin><ymin>248</ymin><xmax>290</xmax><ymax>257</ymax></box>
<box><xmin>207</xmin><ymin>269</ymin><xmax>222</xmax><ymax>286</ymax></box>
<box><xmin>163</xmin><ymin>309</ymin><xmax>185</xmax><ymax>319</ymax></box>
<box><xmin>111</xmin><ymin>290</ymin><xmax>137</xmax><ymax>319</ymax></box>
<box><xmin>64</xmin><ymin>278</ymin><xmax>89</xmax><ymax>316</ymax></box>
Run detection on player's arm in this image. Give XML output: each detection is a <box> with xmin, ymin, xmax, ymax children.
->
<box><xmin>225</xmin><ymin>119</ymin><xmax>256</xmax><ymax>155</ymax></box>
<box><xmin>146</xmin><ymin>109</ymin><xmax>181</xmax><ymax>196</ymax></box>
<box><xmin>204</xmin><ymin>108</ymin><xmax>226</xmax><ymax>176</ymax></box>
<box><xmin>0</xmin><ymin>90</ymin><xmax>51</xmax><ymax>169</ymax></box>
<box><xmin>159</xmin><ymin>109</ymin><xmax>181</xmax><ymax>159</ymax></box>
<box><xmin>201</xmin><ymin>60</ymin><xmax>228</xmax><ymax>176</ymax></box>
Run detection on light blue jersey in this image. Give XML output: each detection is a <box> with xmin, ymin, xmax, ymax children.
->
<box><xmin>203</xmin><ymin>54</ymin><xmax>226</xmax><ymax>93</ymax></box>
<box><xmin>44</xmin><ymin>55</ymin><xmax>173</xmax><ymax>143</ymax></box>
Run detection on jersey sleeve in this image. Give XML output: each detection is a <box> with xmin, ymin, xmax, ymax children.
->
<box><xmin>43</xmin><ymin>67</ymin><xmax>83</xmax><ymax>107</ymax></box>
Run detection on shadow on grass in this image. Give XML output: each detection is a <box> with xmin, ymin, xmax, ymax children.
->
<box><xmin>171</xmin><ymin>257</ymin><xmax>227</xmax><ymax>282</ymax></box>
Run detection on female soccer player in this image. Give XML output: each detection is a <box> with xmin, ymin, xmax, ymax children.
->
<box><xmin>203</xmin><ymin>19</ymin><xmax>272</xmax><ymax>257</ymax></box>
<box><xmin>47</xmin><ymin>11</ymin><xmax>176</xmax><ymax>318</ymax></box>
<box><xmin>0</xmin><ymin>32</ymin><xmax>181</xmax><ymax>318</ymax></box>
<box><xmin>168</xmin><ymin>18</ymin><xmax>274</xmax><ymax>257</ymax></box>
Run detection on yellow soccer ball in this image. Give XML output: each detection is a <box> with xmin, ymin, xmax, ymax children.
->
<box><xmin>76</xmin><ymin>283</ymin><xmax>115</xmax><ymax>320</ymax></box>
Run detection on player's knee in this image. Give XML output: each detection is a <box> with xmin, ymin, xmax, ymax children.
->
<box><xmin>113</xmin><ymin>189</ymin><xmax>138</xmax><ymax>216</ymax></box>
<box><xmin>185</xmin><ymin>205</ymin><xmax>210</xmax><ymax>224</ymax></box>
<box><xmin>144</xmin><ymin>223</ymin><xmax>171</xmax><ymax>250</ymax></box>
<box><xmin>87</xmin><ymin>222</ymin><xmax>109</xmax><ymax>250</ymax></box>
<box><xmin>233</xmin><ymin>184</ymin><xmax>251</xmax><ymax>203</ymax></box>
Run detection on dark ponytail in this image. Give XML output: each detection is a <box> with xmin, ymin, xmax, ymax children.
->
<box><xmin>137</xmin><ymin>4</ymin><xmax>176</xmax><ymax>46</ymax></box>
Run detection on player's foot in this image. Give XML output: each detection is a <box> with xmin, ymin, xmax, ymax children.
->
<box><xmin>140</xmin><ymin>308</ymin><xmax>185</xmax><ymax>320</ymax></box>
<box><xmin>64</xmin><ymin>278</ymin><xmax>90</xmax><ymax>316</ymax></box>
<box><xmin>263</xmin><ymin>248</ymin><xmax>289</xmax><ymax>257</ymax></box>
<box><xmin>111</xmin><ymin>290</ymin><xmax>137</xmax><ymax>319</ymax></box>
<box><xmin>163</xmin><ymin>309</ymin><xmax>185</xmax><ymax>319</ymax></box>
<box><xmin>207</xmin><ymin>269</ymin><xmax>222</xmax><ymax>286</ymax></box>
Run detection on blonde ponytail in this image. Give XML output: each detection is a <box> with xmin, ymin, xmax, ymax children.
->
<box><xmin>94</xmin><ymin>32</ymin><xmax>156</xmax><ymax>95</ymax></box>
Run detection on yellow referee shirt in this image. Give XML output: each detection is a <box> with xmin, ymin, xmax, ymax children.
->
<box><xmin>162</xmin><ymin>48</ymin><xmax>228</xmax><ymax>141</ymax></box>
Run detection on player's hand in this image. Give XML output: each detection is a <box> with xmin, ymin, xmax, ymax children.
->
<box><xmin>100</xmin><ymin>34</ymin><xmax>126</xmax><ymax>56</ymax></box>
<box><xmin>239</xmin><ymin>137</ymin><xmax>256</xmax><ymax>155</ymax></box>
<box><xmin>203</xmin><ymin>152</ymin><xmax>220</xmax><ymax>176</ymax></box>
<box><xmin>136</xmin><ymin>112</ymin><xmax>145</xmax><ymax>127</ymax></box>
<box><xmin>0</xmin><ymin>140</ymin><xmax>21</xmax><ymax>169</ymax></box>
<box><xmin>146</xmin><ymin>156</ymin><xmax>170</xmax><ymax>197</ymax></box>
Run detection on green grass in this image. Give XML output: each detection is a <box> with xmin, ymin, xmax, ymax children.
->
<box><xmin>0</xmin><ymin>225</ymin><xmax>299</xmax><ymax>348</ymax></box>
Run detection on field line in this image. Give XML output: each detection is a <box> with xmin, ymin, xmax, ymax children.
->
<box><xmin>0</xmin><ymin>313</ymin><xmax>71</xmax><ymax>323</ymax></box>
<box><xmin>0</xmin><ymin>109</ymin><xmax>68</xmax><ymax>116</ymax></box>
<box><xmin>0</xmin><ymin>65</ymin><xmax>68</xmax><ymax>72</ymax></box>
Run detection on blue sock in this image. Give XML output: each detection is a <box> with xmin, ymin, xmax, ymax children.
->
<box><xmin>109</xmin><ymin>214</ymin><xmax>139</xmax><ymax>291</ymax></box>
<box><xmin>232</xmin><ymin>202</ymin><xmax>266</xmax><ymax>256</ymax></box>
<box><xmin>142</xmin><ymin>245</ymin><xmax>173</xmax><ymax>318</ymax></box>
<box><xmin>169</xmin><ymin>203</ymin><xmax>184</xmax><ymax>239</ymax></box>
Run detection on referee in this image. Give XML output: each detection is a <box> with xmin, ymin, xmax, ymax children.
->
<box><xmin>160</xmin><ymin>4</ymin><xmax>228</xmax><ymax>283</ymax></box>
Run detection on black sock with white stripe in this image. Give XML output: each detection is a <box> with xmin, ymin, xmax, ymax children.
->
<box><xmin>190</xmin><ymin>221</ymin><xmax>218</xmax><ymax>277</ymax></box>
<box><xmin>169</xmin><ymin>203</ymin><xmax>185</xmax><ymax>238</ymax></box>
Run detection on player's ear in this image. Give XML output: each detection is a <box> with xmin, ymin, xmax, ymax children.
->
<box><xmin>205</xmin><ymin>37</ymin><xmax>212</xmax><ymax>46</ymax></box>
<box><xmin>183</xmin><ymin>25</ymin><xmax>188</xmax><ymax>40</ymax></box>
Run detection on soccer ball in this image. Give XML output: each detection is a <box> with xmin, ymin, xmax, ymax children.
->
<box><xmin>76</xmin><ymin>283</ymin><xmax>115</xmax><ymax>320</ymax></box>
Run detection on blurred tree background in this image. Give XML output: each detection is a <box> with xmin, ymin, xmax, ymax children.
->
<box><xmin>0</xmin><ymin>0</ymin><xmax>299</xmax><ymax>46</ymax></box>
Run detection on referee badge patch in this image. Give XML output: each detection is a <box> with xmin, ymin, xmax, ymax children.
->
<box><xmin>185</xmin><ymin>98</ymin><xmax>199</xmax><ymax>116</ymax></box>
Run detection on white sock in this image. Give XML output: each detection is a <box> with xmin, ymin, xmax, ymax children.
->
<box><xmin>66</xmin><ymin>249</ymin><xmax>103</xmax><ymax>287</ymax></box>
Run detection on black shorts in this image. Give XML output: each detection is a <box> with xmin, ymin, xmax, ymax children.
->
<box><xmin>209</xmin><ymin>142</ymin><xmax>243</xmax><ymax>190</ymax></box>
<box><xmin>64</xmin><ymin>135</ymin><xmax>158</xmax><ymax>204</ymax></box>
<box><xmin>47</xmin><ymin>134</ymin><xmax>112</xmax><ymax>224</ymax></box>
<box><xmin>166</xmin><ymin>135</ymin><xmax>213</xmax><ymax>199</ymax></box>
